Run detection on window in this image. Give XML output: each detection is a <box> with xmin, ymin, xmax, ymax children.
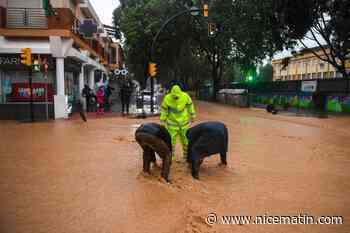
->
<box><xmin>324</xmin><ymin>72</ymin><xmax>328</xmax><ymax>78</ymax></box>
<box><xmin>331</xmin><ymin>71</ymin><xmax>336</xmax><ymax>78</ymax></box>
<box><xmin>319</xmin><ymin>63</ymin><xmax>325</xmax><ymax>70</ymax></box>
<box><xmin>0</xmin><ymin>71</ymin><xmax>4</xmax><ymax>104</ymax></box>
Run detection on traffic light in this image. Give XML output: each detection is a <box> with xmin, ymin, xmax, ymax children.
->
<box><xmin>203</xmin><ymin>4</ymin><xmax>209</xmax><ymax>17</ymax></box>
<box><xmin>33</xmin><ymin>59</ymin><xmax>41</xmax><ymax>72</ymax></box>
<box><xmin>245</xmin><ymin>69</ymin><xmax>256</xmax><ymax>82</ymax></box>
<box><xmin>21</xmin><ymin>48</ymin><xmax>32</xmax><ymax>66</ymax></box>
<box><xmin>149</xmin><ymin>62</ymin><xmax>157</xmax><ymax>77</ymax></box>
<box><xmin>208</xmin><ymin>23</ymin><xmax>217</xmax><ymax>37</ymax></box>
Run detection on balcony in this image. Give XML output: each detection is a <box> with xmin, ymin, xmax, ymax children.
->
<box><xmin>6</xmin><ymin>8</ymin><xmax>48</xmax><ymax>29</ymax></box>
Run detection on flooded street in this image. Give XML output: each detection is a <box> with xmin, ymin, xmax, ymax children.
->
<box><xmin>0</xmin><ymin>101</ymin><xmax>349</xmax><ymax>233</ymax></box>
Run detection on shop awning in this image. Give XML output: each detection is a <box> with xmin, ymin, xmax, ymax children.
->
<box><xmin>67</xmin><ymin>47</ymin><xmax>107</xmax><ymax>72</ymax></box>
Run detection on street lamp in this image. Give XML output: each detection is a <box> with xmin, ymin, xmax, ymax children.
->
<box><xmin>149</xmin><ymin>5</ymin><xmax>205</xmax><ymax>114</ymax></box>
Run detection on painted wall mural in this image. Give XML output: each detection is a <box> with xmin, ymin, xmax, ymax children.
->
<box><xmin>327</xmin><ymin>96</ymin><xmax>350</xmax><ymax>113</ymax></box>
<box><xmin>253</xmin><ymin>94</ymin><xmax>350</xmax><ymax>113</ymax></box>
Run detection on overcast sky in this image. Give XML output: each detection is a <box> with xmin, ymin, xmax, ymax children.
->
<box><xmin>90</xmin><ymin>0</ymin><xmax>120</xmax><ymax>26</ymax></box>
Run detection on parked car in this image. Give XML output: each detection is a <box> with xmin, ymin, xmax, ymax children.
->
<box><xmin>136</xmin><ymin>90</ymin><xmax>162</xmax><ymax>112</ymax></box>
<box><xmin>141</xmin><ymin>91</ymin><xmax>157</xmax><ymax>103</ymax></box>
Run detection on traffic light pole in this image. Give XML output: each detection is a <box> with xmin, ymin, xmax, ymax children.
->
<box><xmin>150</xmin><ymin>69</ymin><xmax>155</xmax><ymax>113</ymax></box>
<box><xmin>149</xmin><ymin>8</ymin><xmax>200</xmax><ymax>113</ymax></box>
<box><xmin>28</xmin><ymin>67</ymin><xmax>34</xmax><ymax>122</ymax></box>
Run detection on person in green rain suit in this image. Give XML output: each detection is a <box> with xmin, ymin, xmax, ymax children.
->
<box><xmin>160</xmin><ymin>85</ymin><xmax>196</xmax><ymax>161</ymax></box>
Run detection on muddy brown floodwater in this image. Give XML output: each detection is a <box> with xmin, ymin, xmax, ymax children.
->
<box><xmin>0</xmin><ymin>101</ymin><xmax>349</xmax><ymax>233</ymax></box>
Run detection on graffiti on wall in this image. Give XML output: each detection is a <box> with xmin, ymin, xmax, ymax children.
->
<box><xmin>327</xmin><ymin>96</ymin><xmax>350</xmax><ymax>113</ymax></box>
<box><xmin>9</xmin><ymin>83</ymin><xmax>54</xmax><ymax>102</ymax></box>
<box><xmin>253</xmin><ymin>94</ymin><xmax>314</xmax><ymax>109</ymax></box>
<box><xmin>253</xmin><ymin>94</ymin><xmax>350</xmax><ymax>113</ymax></box>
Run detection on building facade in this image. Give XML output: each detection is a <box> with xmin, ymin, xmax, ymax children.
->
<box><xmin>0</xmin><ymin>0</ymin><xmax>123</xmax><ymax>120</ymax></box>
<box><xmin>272</xmin><ymin>48</ymin><xmax>350</xmax><ymax>82</ymax></box>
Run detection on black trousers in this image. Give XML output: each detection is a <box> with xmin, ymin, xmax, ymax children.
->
<box><xmin>86</xmin><ymin>97</ymin><xmax>92</xmax><ymax>112</ymax></box>
<box><xmin>121</xmin><ymin>96</ymin><xmax>130</xmax><ymax>114</ymax></box>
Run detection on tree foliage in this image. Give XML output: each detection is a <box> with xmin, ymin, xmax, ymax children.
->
<box><xmin>113</xmin><ymin>0</ymin><xmax>350</xmax><ymax>99</ymax></box>
<box><xmin>297</xmin><ymin>0</ymin><xmax>350</xmax><ymax>77</ymax></box>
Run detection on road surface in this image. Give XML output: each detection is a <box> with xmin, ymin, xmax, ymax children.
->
<box><xmin>0</xmin><ymin>101</ymin><xmax>349</xmax><ymax>233</ymax></box>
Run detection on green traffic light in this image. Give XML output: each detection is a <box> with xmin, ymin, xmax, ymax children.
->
<box><xmin>247</xmin><ymin>76</ymin><xmax>253</xmax><ymax>81</ymax></box>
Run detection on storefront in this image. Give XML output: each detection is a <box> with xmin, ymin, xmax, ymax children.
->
<box><xmin>0</xmin><ymin>54</ymin><xmax>87</xmax><ymax>120</ymax></box>
<box><xmin>0</xmin><ymin>54</ymin><xmax>56</xmax><ymax>120</ymax></box>
<box><xmin>0</xmin><ymin>34</ymin><xmax>111</xmax><ymax>120</ymax></box>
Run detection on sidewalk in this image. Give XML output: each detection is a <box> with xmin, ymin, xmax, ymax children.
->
<box><xmin>70</xmin><ymin>100</ymin><xmax>161</xmax><ymax>121</ymax></box>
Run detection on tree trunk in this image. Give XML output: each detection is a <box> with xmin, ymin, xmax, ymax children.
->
<box><xmin>339</xmin><ymin>61</ymin><xmax>349</xmax><ymax>78</ymax></box>
<box><xmin>211</xmin><ymin>54</ymin><xmax>224</xmax><ymax>101</ymax></box>
<box><xmin>212</xmin><ymin>64</ymin><xmax>219</xmax><ymax>101</ymax></box>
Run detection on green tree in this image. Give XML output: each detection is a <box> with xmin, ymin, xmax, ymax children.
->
<box><xmin>114</xmin><ymin>0</ymin><xmax>347</xmax><ymax>99</ymax></box>
<box><xmin>265</xmin><ymin>0</ymin><xmax>349</xmax><ymax>77</ymax></box>
<box><xmin>297</xmin><ymin>0</ymin><xmax>350</xmax><ymax>78</ymax></box>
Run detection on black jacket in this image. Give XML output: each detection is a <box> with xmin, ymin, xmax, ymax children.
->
<box><xmin>120</xmin><ymin>80</ymin><xmax>133</xmax><ymax>98</ymax></box>
<box><xmin>187</xmin><ymin>121</ymin><xmax>228</xmax><ymax>161</ymax></box>
<box><xmin>135</xmin><ymin>123</ymin><xmax>172</xmax><ymax>149</ymax></box>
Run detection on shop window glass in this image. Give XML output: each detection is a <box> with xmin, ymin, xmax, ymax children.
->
<box><xmin>1</xmin><ymin>72</ymin><xmax>12</xmax><ymax>104</ymax></box>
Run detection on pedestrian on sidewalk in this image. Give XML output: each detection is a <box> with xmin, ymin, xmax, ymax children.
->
<box><xmin>160</xmin><ymin>85</ymin><xmax>196</xmax><ymax>161</ymax></box>
<box><xmin>120</xmin><ymin>76</ymin><xmax>133</xmax><ymax>116</ymax></box>
<box><xmin>82</xmin><ymin>84</ymin><xmax>95</xmax><ymax>112</ymax></box>
<box><xmin>104</xmin><ymin>83</ymin><xmax>115</xmax><ymax>112</ymax></box>
<box><xmin>96</xmin><ymin>85</ymin><xmax>105</xmax><ymax>115</ymax></box>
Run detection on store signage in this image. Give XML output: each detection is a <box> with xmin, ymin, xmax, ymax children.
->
<box><xmin>0</xmin><ymin>56</ymin><xmax>21</xmax><ymax>65</ymax></box>
<box><xmin>0</xmin><ymin>54</ymin><xmax>54</xmax><ymax>68</ymax></box>
<box><xmin>9</xmin><ymin>83</ymin><xmax>54</xmax><ymax>102</ymax></box>
<box><xmin>114</xmin><ymin>69</ymin><xmax>128</xmax><ymax>76</ymax></box>
<box><xmin>301</xmin><ymin>81</ymin><xmax>317</xmax><ymax>93</ymax></box>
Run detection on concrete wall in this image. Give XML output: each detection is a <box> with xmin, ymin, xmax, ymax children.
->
<box><xmin>51</xmin><ymin>0</ymin><xmax>76</xmax><ymax>11</ymax></box>
<box><xmin>0</xmin><ymin>0</ymin><xmax>6</xmax><ymax>7</ymax></box>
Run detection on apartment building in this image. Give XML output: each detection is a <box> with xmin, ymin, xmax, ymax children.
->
<box><xmin>272</xmin><ymin>47</ymin><xmax>350</xmax><ymax>82</ymax></box>
<box><xmin>0</xmin><ymin>0</ymin><xmax>123</xmax><ymax>120</ymax></box>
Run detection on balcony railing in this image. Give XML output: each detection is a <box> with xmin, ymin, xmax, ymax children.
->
<box><xmin>6</xmin><ymin>8</ymin><xmax>48</xmax><ymax>29</ymax></box>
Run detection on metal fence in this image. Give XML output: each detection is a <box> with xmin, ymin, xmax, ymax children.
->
<box><xmin>229</xmin><ymin>78</ymin><xmax>350</xmax><ymax>95</ymax></box>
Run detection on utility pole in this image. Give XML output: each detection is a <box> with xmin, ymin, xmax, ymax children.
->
<box><xmin>21</xmin><ymin>48</ymin><xmax>34</xmax><ymax>122</ymax></box>
<box><xmin>28</xmin><ymin>68</ymin><xmax>34</xmax><ymax>122</ymax></box>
